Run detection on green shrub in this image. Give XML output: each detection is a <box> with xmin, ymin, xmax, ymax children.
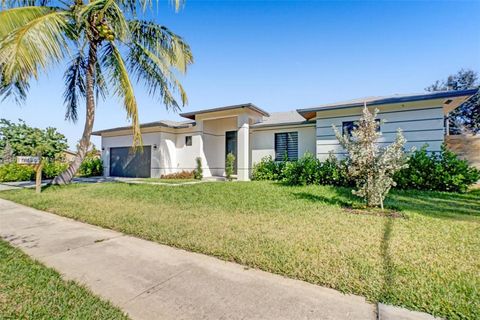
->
<box><xmin>0</xmin><ymin>163</ymin><xmax>35</xmax><ymax>182</ymax></box>
<box><xmin>253</xmin><ymin>153</ymin><xmax>351</xmax><ymax>187</ymax></box>
<box><xmin>253</xmin><ymin>147</ymin><xmax>479</xmax><ymax>193</ymax></box>
<box><xmin>282</xmin><ymin>153</ymin><xmax>319</xmax><ymax>186</ymax></box>
<box><xmin>251</xmin><ymin>156</ymin><xmax>286</xmax><ymax>181</ymax></box>
<box><xmin>317</xmin><ymin>154</ymin><xmax>352</xmax><ymax>187</ymax></box>
<box><xmin>225</xmin><ymin>153</ymin><xmax>235</xmax><ymax>181</ymax></box>
<box><xmin>78</xmin><ymin>158</ymin><xmax>103</xmax><ymax>177</ymax></box>
<box><xmin>394</xmin><ymin>145</ymin><xmax>480</xmax><ymax>193</ymax></box>
<box><xmin>42</xmin><ymin>161</ymin><xmax>68</xmax><ymax>179</ymax></box>
<box><xmin>194</xmin><ymin>157</ymin><xmax>203</xmax><ymax>180</ymax></box>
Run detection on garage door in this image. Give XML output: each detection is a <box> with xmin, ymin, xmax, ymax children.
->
<box><xmin>110</xmin><ymin>146</ymin><xmax>151</xmax><ymax>178</ymax></box>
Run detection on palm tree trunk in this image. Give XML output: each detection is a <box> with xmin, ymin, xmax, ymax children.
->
<box><xmin>52</xmin><ymin>42</ymin><xmax>98</xmax><ymax>185</ymax></box>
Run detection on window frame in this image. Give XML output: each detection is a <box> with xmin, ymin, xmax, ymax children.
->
<box><xmin>185</xmin><ymin>135</ymin><xmax>192</xmax><ymax>146</ymax></box>
<box><xmin>274</xmin><ymin>131</ymin><xmax>298</xmax><ymax>161</ymax></box>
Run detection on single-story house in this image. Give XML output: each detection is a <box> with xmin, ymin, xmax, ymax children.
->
<box><xmin>92</xmin><ymin>89</ymin><xmax>477</xmax><ymax>180</ymax></box>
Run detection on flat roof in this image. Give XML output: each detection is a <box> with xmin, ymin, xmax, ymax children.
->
<box><xmin>179</xmin><ymin>103</ymin><xmax>270</xmax><ymax>120</ymax></box>
<box><xmin>297</xmin><ymin>89</ymin><xmax>478</xmax><ymax>120</ymax></box>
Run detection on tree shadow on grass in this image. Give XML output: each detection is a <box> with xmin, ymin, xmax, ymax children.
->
<box><xmin>292</xmin><ymin>190</ymin><xmax>357</xmax><ymax>209</ymax></box>
<box><xmin>289</xmin><ymin>184</ymin><xmax>479</xmax><ymax>221</ymax></box>
<box><xmin>387</xmin><ymin>189</ymin><xmax>480</xmax><ymax>221</ymax></box>
<box><xmin>380</xmin><ymin>217</ymin><xmax>395</xmax><ymax>302</ymax></box>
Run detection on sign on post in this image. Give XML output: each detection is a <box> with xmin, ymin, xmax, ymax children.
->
<box><xmin>16</xmin><ymin>156</ymin><xmax>40</xmax><ymax>165</ymax></box>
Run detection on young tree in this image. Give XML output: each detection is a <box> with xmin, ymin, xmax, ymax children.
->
<box><xmin>0</xmin><ymin>0</ymin><xmax>193</xmax><ymax>184</ymax></box>
<box><xmin>334</xmin><ymin>107</ymin><xmax>408</xmax><ymax>209</ymax></box>
<box><xmin>426</xmin><ymin>69</ymin><xmax>480</xmax><ymax>134</ymax></box>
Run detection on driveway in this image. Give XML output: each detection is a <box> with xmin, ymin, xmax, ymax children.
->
<box><xmin>0</xmin><ymin>199</ymin><xmax>439</xmax><ymax>320</ymax></box>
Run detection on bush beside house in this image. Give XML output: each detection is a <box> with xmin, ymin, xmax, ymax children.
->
<box><xmin>78</xmin><ymin>158</ymin><xmax>103</xmax><ymax>177</ymax></box>
<box><xmin>252</xmin><ymin>147</ymin><xmax>480</xmax><ymax>193</ymax></box>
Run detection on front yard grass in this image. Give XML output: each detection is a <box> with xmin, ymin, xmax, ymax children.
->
<box><xmin>1</xmin><ymin>181</ymin><xmax>479</xmax><ymax>319</ymax></box>
<box><xmin>132</xmin><ymin>178</ymin><xmax>197</xmax><ymax>184</ymax></box>
<box><xmin>0</xmin><ymin>240</ymin><xmax>128</xmax><ymax>319</ymax></box>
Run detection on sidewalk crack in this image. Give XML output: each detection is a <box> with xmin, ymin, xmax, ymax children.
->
<box><xmin>38</xmin><ymin>234</ymin><xmax>125</xmax><ymax>258</ymax></box>
<box><xmin>123</xmin><ymin>269</ymin><xmax>189</xmax><ymax>306</ymax></box>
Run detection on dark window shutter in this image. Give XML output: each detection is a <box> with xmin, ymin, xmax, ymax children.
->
<box><xmin>275</xmin><ymin>132</ymin><xmax>298</xmax><ymax>161</ymax></box>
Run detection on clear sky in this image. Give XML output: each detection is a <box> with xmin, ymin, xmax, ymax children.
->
<box><xmin>1</xmin><ymin>0</ymin><xmax>479</xmax><ymax>149</ymax></box>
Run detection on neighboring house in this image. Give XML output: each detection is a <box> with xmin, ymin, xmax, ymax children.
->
<box><xmin>61</xmin><ymin>150</ymin><xmax>77</xmax><ymax>163</ymax></box>
<box><xmin>61</xmin><ymin>149</ymin><xmax>101</xmax><ymax>163</ymax></box>
<box><xmin>92</xmin><ymin>89</ymin><xmax>476</xmax><ymax>180</ymax></box>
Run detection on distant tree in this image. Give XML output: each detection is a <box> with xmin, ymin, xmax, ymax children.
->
<box><xmin>334</xmin><ymin>107</ymin><xmax>408</xmax><ymax>209</ymax></box>
<box><xmin>0</xmin><ymin>119</ymin><xmax>68</xmax><ymax>159</ymax></box>
<box><xmin>426</xmin><ymin>69</ymin><xmax>480</xmax><ymax>134</ymax></box>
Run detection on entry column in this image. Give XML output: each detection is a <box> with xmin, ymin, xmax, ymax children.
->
<box><xmin>237</xmin><ymin>114</ymin><xmax>250</xmax><ymax>181</ymax></box>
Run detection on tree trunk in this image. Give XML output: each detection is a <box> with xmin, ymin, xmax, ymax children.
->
<box><xmin>52</xmin><ymin>41</ymin><xmax>98</xmax><ymax>185</ymax></box>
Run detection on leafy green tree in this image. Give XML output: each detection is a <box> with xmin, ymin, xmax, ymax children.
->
<box><xmin>0</xmin><ymin>119</ymin><xmax>68</xmax><ymax>159</ymax></box>
<box><xmin>0</xmin><ymin>0</ymin><xmax>193</xmax><ymax>184</ymax></box>
<box><xmin>426</xmin><ymin>69</ymin><xmax>480</xmax><ymax>134</ymax></box>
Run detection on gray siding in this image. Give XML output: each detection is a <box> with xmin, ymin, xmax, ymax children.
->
<box><xmin>315</xmin><ymin>106</ymin><xmax>444</xmax><ymax>160</ymax></box>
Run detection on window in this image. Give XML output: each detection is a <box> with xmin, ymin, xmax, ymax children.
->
<box><xmin>185</xmin><ymin>136</ymin><xmax>192</xmax><ymax>146</ymax></box>
<box><xmin>342</xmin><ymin>120</ymin><xmax>380</xmax><ymax>136</ymax></box>
<box><xmin>275</xmin><ymin>132</ymin><xmax>298</xmax><ymax>161</ymax></box>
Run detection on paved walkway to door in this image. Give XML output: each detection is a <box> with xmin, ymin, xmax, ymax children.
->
<box><xmin>0</xmin><ymin>199</ymin><xmax>438</xmax><ymax>320</ymax></box>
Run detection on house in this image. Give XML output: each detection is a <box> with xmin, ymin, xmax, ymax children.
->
<box><xmin>61</xmin><ymin>150</ymin><xmax>77</xmax><ymax>163</ymax></box>
<box><xmin>92</xmin><ymin>89</ymin><xmax>477</xmax><ymax>180</ymax></box>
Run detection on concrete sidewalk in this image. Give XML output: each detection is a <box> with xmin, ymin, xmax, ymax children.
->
<box><xmin>0</xmin><ymin>199</ymin><xmax>438</xmax><ymax>320</ymax></box>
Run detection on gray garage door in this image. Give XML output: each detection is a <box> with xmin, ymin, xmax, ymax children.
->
<box><xmin>110</xmin><ymin>146</ymin><xmax>151</xmax><ymax>178</ymax></box>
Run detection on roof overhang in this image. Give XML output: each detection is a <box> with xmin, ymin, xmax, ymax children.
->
<box><xmin>179</xmin><ymin>103</ymin><xmax>270</xmax><ymax>120</ymax></box>
<box><xmin>296</xmin><ymin>89</ymin><xmax>479</xmax><ymax>120</ymax></box>
<box><xmin>92</xmin><ymin>120</ymin><xmax>194</xmax><ymax>136</ymax></box>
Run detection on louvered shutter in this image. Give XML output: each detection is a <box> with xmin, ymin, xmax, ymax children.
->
<box><xmin>275</xmin><ymin>132</ymin><xmax>298</xmax><ymax>161</ymax></box>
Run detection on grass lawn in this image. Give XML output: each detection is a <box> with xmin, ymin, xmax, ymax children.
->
<box><xmin>0</xmin><ymin>240</ymin><xmax>128</xmax><ymax>319</ymax></box>
<box><xmin>1</xmin><ymin>181</ymin><xmax>479</xmax><ymax>319</ymax></box>
<box><xmin>132</xmin><ymin>178</ymin><xmax>197</xmax><ymax>184</ymax></box>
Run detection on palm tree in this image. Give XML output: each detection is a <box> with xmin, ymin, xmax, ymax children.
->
<box><xmin>0</xmin><ymin>0</ymin><xmax>193</xmax><ymax>184</ymax></box>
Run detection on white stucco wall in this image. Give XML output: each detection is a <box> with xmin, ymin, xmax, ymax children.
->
<box><xmin>315</xmin><ymin>104</ymin><xmax>445</xmax><ymax>160</ymax></box>
<box><xmin>250</xmin><ymin>125</ymin><xmax>317</xmax><ymax>166</ymax></box>
<box><xmin>202</xmin><ymin>117</ymin><xmax>237</xmax><ymax>176</ymax></box>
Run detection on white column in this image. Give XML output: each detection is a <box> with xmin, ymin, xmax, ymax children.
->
<box><xmin>101</xmin><ymin>142</ymin><xmax>109</xmax><ymax>177</ymax></box>
<box><xmin>194</xmin><ymin>119</ymin><xmax>210</xmax><ymax>177</ymax></box>
<box><xmin>237</xmin><ymin>114</ymin><xmax>250</xmax><ymax>181</ymax></box>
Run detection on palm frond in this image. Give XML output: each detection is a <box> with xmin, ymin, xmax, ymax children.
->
<box><xmin>1</xmin><ymin>0</ymin><xmax>51</xmax><ymax>9</ymax></box>
<box><xmin>0</xmin><ymin>6</ymin><xmax>60</xmax><ymax>39</ymax></box>
<box><xmin>101</xmin><ymin>42</ymin><xmax>142</xmax><ymax>147</ymax></box>
<box><xmin>63</xmin><ymin>53</ymin><xmax>86</xmax><ymax>122</ymax></box>
<box><xmin>128</xmin><ymin>19</ymin><xmax>192</xmax><ymax>74</ymax></box>
<box><xmin>0</xmin><ymin>64</ymin><xmax>29</xmax><ymax>103</ymax></box>
<box><xmin>0</xmin><ymin>8</ymin><xmax>72</xmax><ymax>84</ymax></box>
<box><xmin>128</xmin><ymin>41</ymin><xmax>187</xmax><ymax>111</ymax></box>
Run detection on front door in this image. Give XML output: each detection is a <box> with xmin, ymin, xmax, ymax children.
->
<box><xmin>225</xmin><ymin>131</ymin><xmax>237</xmax><ymax>174</ymax></box>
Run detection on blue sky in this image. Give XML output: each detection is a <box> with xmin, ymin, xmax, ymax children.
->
<box><xmin>1</xmin><ymin>0</ymin><xmax>479</xmax><ymax>149</ymax></box>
